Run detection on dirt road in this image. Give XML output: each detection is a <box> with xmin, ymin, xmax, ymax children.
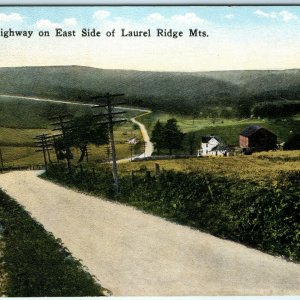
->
<box><xmin>130</xmin><ymin>112</ymin><xmax>154</xmax><ymax>158</ymax></box>
<box><xmin>0</xmin><ymin>171</ymin><xmax>299</xmax><ymax>296</ymax></box>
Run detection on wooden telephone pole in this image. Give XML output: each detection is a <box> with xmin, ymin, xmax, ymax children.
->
<box><xmin>0</xmin><ymin>148</ymin><xmax>4</xmax><ymax>171</ymax></box>
<box><xmin>92</xmin><ymin>93</ymin><xmax>126</xmax><ymax>194</ymax></box>
<box><xmin>34</xmin><ymin>133</ymin><xmax>53</xmax><ymax>170</ymax></box>
<box><xmin>49</xmin><ymin>114</ymin><xmax>74</xmax><ymax>175</ymax></box>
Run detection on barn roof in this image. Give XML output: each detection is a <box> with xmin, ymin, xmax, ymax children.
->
<box><xmin>240</xmin><ymin>125</ymin><xmax>263</xmax><ymax>137</ymax></box>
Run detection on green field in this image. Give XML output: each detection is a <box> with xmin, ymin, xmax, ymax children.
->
<box><xmin>138</xmin><ymin>111</ymin><xmax>300</xmax><ymax>148</ymax></box>
<box><xmin>0</xmin><ymin>96</ymin><xmax>143</xmax><ymax>167</ymax></box>
<box><xmin>118</xmin><ymin>150</ymin><xmax>300</xmax><ymax>184</ymax></box>
<box><xmin>0</xmin><ymin>97</ymin><xmax>93</xmax><ymax>129</ymax></box>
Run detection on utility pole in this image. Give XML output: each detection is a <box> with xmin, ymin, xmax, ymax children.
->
<box><xmin>85</xmin><ymin>146</ymin><xmax>90</xmax><ymax>163</ymax></box>
<box><xmin>34</xmin><ymin>134</ymin><xmax>53</xmax><ymax>171</ymax></box>
<box><xmin>104</xmin><ymin>144</ymin><xmax>111</xmax><ymax>162</ymax></box>
<box><xmin>92</xmin><ymin>93</ymin><xmax>126</xmax><ymax>194</ymax></box>
<box><xmin>130</xmin><ymin>144</ymin><xmax>133</xmax><ymax>161</ymax></box>
<box><xmin>0</xmin><ymin>148</ymin><xmax>4</xmax><ymax>171</ymax></box>
<box><xmin>52</xmin><ymin>135</ymin><xmax>59</xmax><ymax>163</ymax></box>
<box><xmin>49</xmin><ymin>114</ymin><xmax>74</xmax><ymax>175</ymax></box>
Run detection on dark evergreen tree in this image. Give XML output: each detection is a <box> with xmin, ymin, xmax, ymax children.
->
<box><xmin>186</xmin><ymin>132</ymin><xmax>197</xmax><ymax>155</ymax></box>
<box><xmin>164</xmin><ymin>118</ymin><xmax>184</xmax><ymax>155</ymax></box>
<box><xmin>151</xmin><ymin>120</ymin><xmax>164</xmax><ymax>155</ymax></box>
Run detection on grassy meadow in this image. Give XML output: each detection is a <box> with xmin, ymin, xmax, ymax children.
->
<box><xmin>138</xmin><ymin>111</ymin><xmax>300</xmax><ymax>148</ymax></box>
<box><xmin>0</xmin><ymin>96</ymin><xmax>143</xmax><ymax>167</ymax></box>
<box><xmin>117</xmin><ymin>150</ymin><xmax>300</xmax><ymax>184</ymax></box>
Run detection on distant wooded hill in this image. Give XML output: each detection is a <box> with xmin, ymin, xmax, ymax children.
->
<box><xmin>1</xmin><ymin>66</ymin><xmax>300</xmax><ymax>116</ymax></box>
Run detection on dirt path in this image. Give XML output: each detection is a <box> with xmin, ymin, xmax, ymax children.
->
<box><xmin>0</xmin><ymin>171</ymin><xmax>299</xmax><ymax>296</ymax></box>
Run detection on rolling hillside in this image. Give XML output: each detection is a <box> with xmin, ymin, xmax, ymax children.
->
<box><xmin>201</xmin><ymin>69</ymin><xmax>300</xmax><ymax>100</ymax></box>
<box><xmin>0</xmin><ymin>66</ymin><xmax>244</xmax><ymax>114</ymax></box>
<box><xmin>1</xmin><ymin>66</ymin><xmax>300</xmax><ymax>115</ymax></box>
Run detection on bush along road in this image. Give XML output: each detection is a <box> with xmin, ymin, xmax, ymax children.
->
<box><xmin>45</xmin><ymin>164</ymin><xmax>300</xmax><ymax>262</ymax></box>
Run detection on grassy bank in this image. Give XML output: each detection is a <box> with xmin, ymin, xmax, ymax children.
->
<box><xmin>43</xmin><ymin>153</ymin><xmax>300</xmax><ymax>262</ymax></box>
<box><xmin>119</xmin><ymin>151</ymin><xmax>300</xmax><ymax>183</ymax></box>
<box><xmin>0</xmin><ymin>190</ymin><xmax>104</xmax><ymax>296</ymax></box>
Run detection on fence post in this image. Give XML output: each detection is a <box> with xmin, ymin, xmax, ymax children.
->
<box><xmin>80</xmin><ymin>164</ymin><xmax>84</xmax><ymax>179</ymax></box>
<box><xmin>145</xmin><ymin>170</ymin><xmax>151</xmax><ymax>180</ymax></box>
<box><xmin>155</xmin><ymin>163</ymin><xmax>161</xmax><ymax>177</ymax></box>
<box><xmin>131</xmin><ymin>170</ymin><xmax>135</xmax><ymax>187</ymax></box>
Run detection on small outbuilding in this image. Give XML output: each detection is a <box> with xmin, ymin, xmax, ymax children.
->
<box><xmin>128</xmin><ymin>137</ymin><xmax>138</xmax><ymax>145</ymax></box>
<box><xmin>197</xmin><ymin>135</ymin><xmax>228</xmax><ymax>157</ymax></box>
<box><xmin>239</xmin><ymin>125</ymin><xmax>277</xmax><ymax>152</ymax></box>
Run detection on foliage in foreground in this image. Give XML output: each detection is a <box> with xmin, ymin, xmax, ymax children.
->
<box><xmin>0</xmin><ymin>190</ymin><xmax>103</xmax><ymax>296</ymax></box>
<box><xmin>45</xmin><ymin>164</ymin><xmax>300</xmax><ymax>262</ymax></box>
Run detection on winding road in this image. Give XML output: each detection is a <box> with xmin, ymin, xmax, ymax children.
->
<box><xmin>0</xmin><ymin>170</ymin><xmax>299</xmax><ymax>296</ymax></box>
<box><xmin>0</xmin><ymin>94</ymin><xmax>154</xmax><ymax>158</ymax></box>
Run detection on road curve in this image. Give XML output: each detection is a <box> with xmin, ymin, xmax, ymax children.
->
<box><xmin>0</xmin><ymin>94</ymin><xmax>153</xmax><ymax>159</ymax></box>
<box><xmin>0</xmin><ymin>171</ymin><xmax>299</xmax><ymax>296</ymax></box>
<box><xmin>131</xmin><ymin>112</ymin><xmax>154</xmax><ymax>158</ymax></box>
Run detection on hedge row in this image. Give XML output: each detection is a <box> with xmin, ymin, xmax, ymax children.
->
<box><xmin>0</xmin><ymin>190</ymin><xmax>104</xmax><ymax>296</ymax></box>
<box><xmin>44</xmin><ymin>165</ymin><xmax>300</xmax><ymax>262</ymax></box>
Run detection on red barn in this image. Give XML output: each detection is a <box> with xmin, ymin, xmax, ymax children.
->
<box><xmin>239</xmin><ymin>125</ymin><xmax>277</xmax><ymax>152</ymax></box>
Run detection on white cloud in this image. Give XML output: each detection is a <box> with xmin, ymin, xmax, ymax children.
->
<box><xmin>64</xmin><ymin>18</ymin><xmax>77</xmax><ymax>26</ymax></box>
<box><xmin>225</xmin><ymin>14</ymin><xmax>234</xmax><ymax>20</ymax></box>
<box><xmin>146</xmin><ymin>12</ymin><xmax>205</xmax><ymax>26</ymax></box>
<box><xmin>171</xmin><ymin>13</ymin><xmax>205</xmax><ymax>26</ymax></box>
<box><xmin>147</xmin><ymin>13</ymin><xmax>165</xmax><ymax>22</ymax></box>
<box><xmin>0</xmin><ymin>13</ymin><xmax>23</xmax><ymax>22</ymax></box>
<box><xmin>254</xmin><ymin>9</ymin><xmax>298</xmax><ymax>22</ymax></box>
<box><xmin>279</xmin><ymin>10</ymin><xmax>298</xmax><ymax>22</ymax></box>
<box><xmin>254</xmin><ymin>10</ymin><xmax>277</xmax><ymax>19</ymax></box>
<box><xmin>36</xmin><ymin>18</ymin><xmax>78</xmax><ymax>29</ymax></box>
<box><xmin>93</xmin><ymin>10</ymin><xmax>110</xmax><ymax>21</ymax></box>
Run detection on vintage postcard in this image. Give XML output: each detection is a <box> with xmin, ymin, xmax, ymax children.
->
<box><xmin>0</xmin><ymin>4</ymin><xmax>299</xmax><ymax>297</ymax></box>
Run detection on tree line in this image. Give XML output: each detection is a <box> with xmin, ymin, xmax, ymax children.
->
<box><xmin>251</xmin><ymin>100</ymin><xmax>300</xmax><ymax>118</ymax></box>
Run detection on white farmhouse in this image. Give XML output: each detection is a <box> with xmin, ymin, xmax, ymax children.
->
<box><xmin>197</xmin><ymin>135</ymin><xmax>228</xmax><ymax>157</ymax></box>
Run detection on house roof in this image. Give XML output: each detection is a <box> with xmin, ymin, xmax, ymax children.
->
<box><xmin>201</xmin><ymin>135</ymin><xmax>223</xmax><ymax>143</ymax></box>
<box><xmin>240</xmin><ymin>125</ymin><xmax>263</xmax><ymax>137</ymax></box>
<box><xmin>240</xmin><ymin>125</ymin><xmax>277</xmax><ymax>138</ymax></box>
<box><xmin>212</xmin><ymin>144</ymin><xmax>228</xmax><ymax>151</ymax></box>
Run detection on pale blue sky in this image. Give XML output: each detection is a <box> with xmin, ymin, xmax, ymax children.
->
<box><xmin>1</xmin><ymin>6</ymin><xmax>300</xmax><ymax>27</ymax></box>
<box><xmin>0</xmin><ymin>6</ymin><xmax>300</xmax><ymax>71</ymax></box>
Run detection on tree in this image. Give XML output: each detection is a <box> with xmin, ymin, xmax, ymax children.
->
<box><xmin>54</xmin><ymin>114</ymin><xmax>108</xmax><ymax>163</ymax></box>
<box><xmin>151</xmin><ymin>120</ymin><xmax>164</xmax><ymax>155</ymax></box>
<box><xmin>234</xmin><ymin>100</ymin><xmax>252</xmax><ymax>118</ymax></box>
<box><xmin>283</xmin><ymin>134</ymin><xmax>300</xmax><ymax>150</ymax></box>
<box><xmin>164</xmin><ymin>118</ymin><xmax>184</xmax><ymax>155</ymax></box>
<box><xmin>186</xmin><ymin>132</ymin><xmax>197</xmax><ymax>155</ymax></box>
